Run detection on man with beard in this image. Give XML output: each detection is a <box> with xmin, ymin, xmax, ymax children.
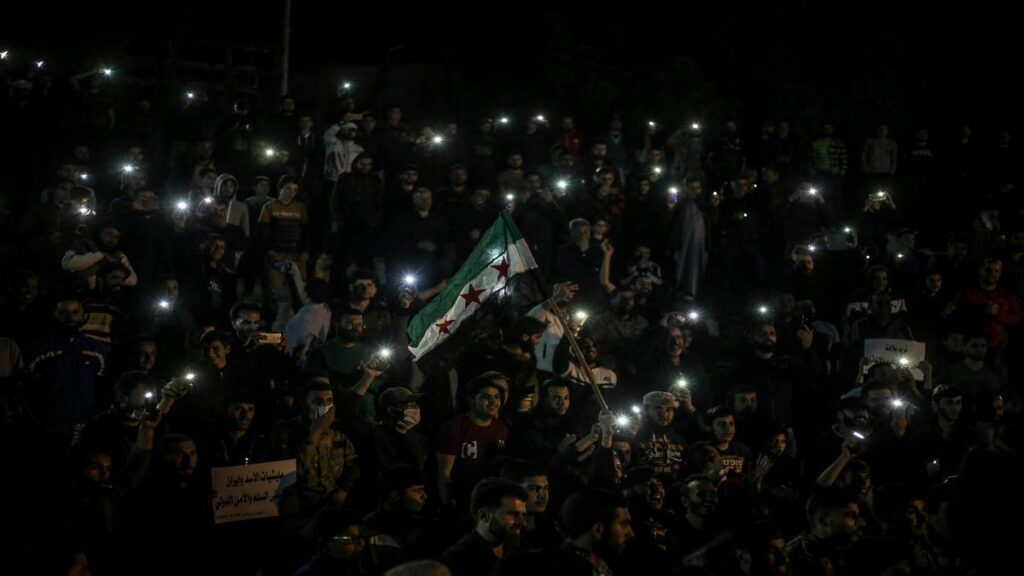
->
<box><xmin>324</xmin><ymin>121</ymin><xmax>365</xmax><ymax>185</ymax></box>
<box><xmin>910</xmin><ymin>385</ymin><xmax>971</xmax><ymax>482</ymax></box>
<box><xmin>947</xmin><ymin>333</ymin><xmax>1006</xmax><ymax>400</ymax></box>
<box><xmin>806</xmin><ymin>397</ymin><xmax>871</xmax><ymax>485</ymax></box>
<box><xmin>80</xmin><ymin>261</ymin><xmax>135</xmax><ymax>345</ymax></box>
<box><xmin>307</xmin><ymin>308</ymin><xmax>374</xmax><ymax>387</ymax></box>
<box><xmin>26</xmin><ymin>295</ymin><xmax>108</xmax><ymax>446</ymax></box>
<box><xmin>344</xmin><ymin>270</ymin><xmax>396</xmax><ymax>344</ymax></box>
<box><xmin>200</xmin><ymin>389</ymin><xmax>268</xmax><ymax>468</ymax></box>
<box><xmin>588</xmin><ymin>289</ymin><xmax>649</xmax><ymax>369</ymax></box>
<box><xmin>500</xmin><ymin>459</ymin><xmax>561</xmax><ymax>552</ymax></box>
<box><xmin>631</xmin><ymin>391</ymin><xmax>687</xmax><ymax>485</ymax></box>
<box><xmin>364</xmin><ymin>464</ymin><xmax>432</xmax><ymax>572</ymax></box>
<box><xmin>786</xmin><ymin>488</ymin><xmax>863</xmax><ymax>576</ymax></box>
<box><xmin>733</xmin><ymin>317</ymin><xmax>815</xmax><ymax>444</ymax></box>
<box><xmin>440</xmin><ymin>478</ymin><xmax>527</xmax><ymax>575</ymax></box>
<box><xmin>674</xmin><ymin>474</ymin><xmax>721</xmax><ymax>561</ymax></box>
<box><xmin>621</xmin><ymin>470</ymin><xmax>674</xmax><ymax>573</ymax></box>
<box><xmin>498</xmin><ymin>487</ymin><xmax>633</xmax><ymax>576</ymax></box>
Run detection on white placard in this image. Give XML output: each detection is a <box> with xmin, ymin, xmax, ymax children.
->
<box><xmin>212</xmin><ymin>459</ymin><xmax>297</xmax><ymax>524</ymax></box>
<box><xmin>864</xmin><ymin>339</ymin><xmax>926</xmax><ymax>380</ymax></box>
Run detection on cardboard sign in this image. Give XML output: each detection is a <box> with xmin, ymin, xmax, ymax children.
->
<box><xmin>863</xmin><ymin>339</ymin><xmax>925</xmax><ymax>380</ymax></box>
<box><xmin>212</xmin><ymin>459</ymin><xmax>297</xmax><ymax>524</ymax></box>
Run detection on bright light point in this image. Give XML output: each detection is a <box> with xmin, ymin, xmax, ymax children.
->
<box><xmin>403</xmin><ymin>274</ymin><xmax>416</xmax><ymax>286</ymax></box>
<box><xmin>631</xmin><ymin>405</ymin><xmax>642</xmax><ymax>415</ymax></box>
<box><xmin>892</xmin><ymin>398</ymin><xmax>905</xmax><ymax>408</ymax></box>
<box><xmin>342</xmin><ymin>82</ymin><xmax>352</xmax><ymax>90</ymax></box>
<box><xmin>185</xmin><ymin>372</ymin><xmax>196</xmax><ymax>381</ymax></box>
<box><xmin>897</xmin><ymin>253</ymin><xmax>904</xmax><ymax>259</ymax></box>
<box><xmin>144</xmin><ymin>392</ymin><xmax>154</xmax><ymax>399</ymax></box>
<box><xmin>648</xmin><ymin>121</ymin><xmax>656</xmax><ymax>127</ymax></box>
<box><xmin>79</xmin><ymin>173</ymin><xmax>89</xmax><ymax>181</ymax></box>
<box><xmin>0</xmin><ymin>51</ymin><xmax>8</xmax><ymax>60</ymax></box>
<box><xmin>574</xmin><ymin>310</ymin><xmax>588</xmax><ymax>321</ymax></box>
<box><xmin>499</xmin><ymin>117</ymin><xmax>510</xmax><ymax>124</ymax></box>
<box><xmin>691</xmin><ymin>123</ymin><xmax>701</xmax><ymax>130</ymax></box>
<box><xmin>688</xmin><ymin>311</ymin><xmax>699</xmax><ymax>321</ymax></box>
<box><xmin>669</xmin><ymin>186</ymin><xmax>679</xmax><ymax>195</ymax></box>
<box><xmin>203</xmin><ymin>196</ymin><xmax>214</xmax><ymax>204</ymax></box>
<box><xmin>505</xmin><ymin>193</ymin><xmax>515</xmax><ymax>202</ymax></box>
<box><xmin>175</xmin><ymin>200</ymin><xmax>188</xmax><ymax>211</ymax></box>
<box><xmin>898</xmin><ymin>357</ymin><xmax>909</xmax><ymax>367</ymax></box>
<box><xmin>78</xmin><ymin>206</ymin><xmax>89</xmax><ymax>215</ymax></box>
<box><xmin>843</xmin><ymin>227</ymin><xmax>852</xmax><ymax>233</ymax></box>
<box><xmin>122</xmin><ymin>164</ymin><xmax>134</xmax><ymax>173</ymax></box>
<box><xmin>102</xmin><ymin>68</ymin><xmax>112</xmax><ymax>76</ymax></box>
<box><xmin>866</xmin><ymin>255</ymin><xmax>871</xmax><ymax>260</ymax></box>
<box><xmin>378</xmin><ymin>348</ymin><xmax>392</xmax><ymax>359</ymax></box>
<box><xmin>616</xmin><ymin>415</ymin><xmax>630</xmax><ymax>427</ymax></box>
<box><xmin>264</xmin><ymin>148</ymin><xmax>275</xmax><ymax>157</ymax></box>
<box><xmin>35</xmin><ymin>60</ymin><xmax>44</xmax><ymax>68</ymax></box>
<box><xmin>809</xmin><ymin>245</ymin><xmax>817</xmax><ymax>253</ymax></box>
<box><xmin>653</xmin><ymin>166</ymin><xmax>663</xmax><ymax>174</ymax></box>
<box><xmin>675</xmin><ymin>378</ymin><xmax>689</xmax><ymax>389</ymax></box>
<box><xmin>876</xmin><ymin>191</ymin><xmax>886</xmax><ymax>198</ymax></box>
<box><xmin>758</xmin><ymin>305</ymin><xmax>769</xmax><ymax>315</ymax></box>
<box><xmin>432</xmin><ymin>135</ymin><xmax>444</xmax><ymax>145</ymax></box>
<box><xmin>808</xmin><ymin>188</ymin><xmax>818</xmax><ymax>196</ymax></box>
<box><xmin>853</xmin><ymin>431</ymin><xmax>865</xmax><ymax>439</ymax></box>
<box><xmin>535</xmin><ymin>115</ymin><xmax>545</xmax><ymax>122</ymax></box>
<box><xmin>186</xmin><ymin>92</ymin><xmax>195</xmax><ymax>99</ymax></box>
<box><xmin>743</xmin><ymin>212</ymin><xmax>749</xmax><ymax>219</ymax></box>
<box><xmin>158</xmin><ymin>300</ymin><xmax>170</xmax><ymax>309</ymax></box>
<box><xmin>556</xmin><ymin>180</ymin><xmax>568</xmax><ymax>190</ymax></box>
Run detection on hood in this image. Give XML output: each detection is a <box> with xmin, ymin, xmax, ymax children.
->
<box><xmin>214</xmin><ymin>174</ymin><xmax>239</xmax><ymax>198</ymax></box>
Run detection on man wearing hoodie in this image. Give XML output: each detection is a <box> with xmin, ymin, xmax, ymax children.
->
<box><xmin>213</xmin><ymin>173</ymin><xmax>250</xmax><ymax>237</ymax></box>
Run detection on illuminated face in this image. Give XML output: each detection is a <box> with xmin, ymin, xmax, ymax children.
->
<box><xmin>325</xmin><ymin>525</ymin><xmax>366</xmax><ymax>560</ymax></box>
<box><xmin>165</xmin><ymin>439</ymin><xmax>198</xmax><ymax>478</ymax></box>
<box><xmin>769</xmin><ymin>433</ymin><xmax>787</xmax><ymax>457</ymax></box>
<box><xmin>278</xmin><ymin>183</ymin><xmax>299</xmax><ymax>203</ymax></box>
<box><xmin>204</xmin><ymin>340</ymin><xmax>231</xmax><ymax>369</ymax></box>
<box><xmin>645</xmin><ymin>402</ymin><xmax>675</xmax><ymax>427</ymax></box>
<box><xmin>135</xmin><ymin>342</ymin><xmax>158</xmax><ymax>371</ymax></box>
<box><xmin>471</xmin><ymin>386</ymin><xmax>502</xmax><ymax>419</ymax></box>
<box><xmin>233</xmin><ymin>310</ymin><xmax>261</xmax><ymax>338</ymax></box>
<box><xmin>227</xmin><ymin>402</ymin><xmax>255</xmax><ymax>431</ymax></box>
<box><xmin>543</xmin><ymin>386</ymin><xmax>570</xmax><ymax>416</ymax></box>
<box><xmin>711</xmin><ymin>415</ymin><xmax>736</xmax><ymax>444</ymax></box>
<box><xmin>355</xmin><ymin>157</ymin><xmax>374</xmax><ymax>173</ymax></box>
<box><xmin>521</xmin><ymin>475</ymin><xmax>550</xmax><ymax>514</ymax></box>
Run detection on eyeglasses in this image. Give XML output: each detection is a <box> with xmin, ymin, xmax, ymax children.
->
<box><xmin>329</xmin><ymin>535</ymin><xmax>366</xmax><ymax>544</ymax></box>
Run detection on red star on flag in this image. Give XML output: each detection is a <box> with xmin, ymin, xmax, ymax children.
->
<box><xmin>435</xmin><ymin>317</ymin><xmax>454</xmax><ymax>335</ymax></box>
<box><xmin>460</xmin><ymin>283</ymin><xmax>486</xmax><ymax>307</ymax></box>
<box><xmin>491</xmin><ymin>257</ymin><xmax>510</xmax><ymax>281</ymax></box>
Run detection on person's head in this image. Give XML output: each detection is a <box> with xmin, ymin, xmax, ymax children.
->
<box><xmin>876</xmin><ymin>124</ymin><xmax>889</xmax><ymax>138</ymax></box>
<box><xmin>277</xmin><ymin>176</ymin><xmax>300</xmax><ymax>204</ymax></box>
<box><xmin>97</xmin><ymin>225</ymin><xmax>122</xmax><ymax>251</ymax></box>
<box><xmin>560</xmin><ymin>116</ymin><xmax>575</xmax><ymax>132</ymax></box>
<box><xmin>868</xmin><ymin>265</ymin><xmax>890</xmax><ymax>292</ymax></box>
<box><xmin>682</xmin><ymin>474</ymin><xmax>719</xmax><ymax>519</ymax></box>
<box><xmin>304</xmin><ymin>378</ymin><xmax>334</xmax><ymax>420</ymax></box>
<box><xmin>252</xmin><ymin>176</ymin><xmax>270</xmax><ymax>197</ymax></box>
<box><xmin>470</xmin><ymin>188</ymin><xmax>491</xmax><ymax>210</ymax></box>
<box><xmin>732</xmin><ymin>385</ymin><xmax>758</xmax><ymax>417</ymax></box>
<box><xmin>539</xmin><ymin>379</ymin><xmax>571</xmax><ymax>417</ymax></box>
<box><xmin>806</xmin><ymin>488</ymin><xmax>862</xmax><ymax>541</ymax></box>
<box><xmin>197</xmin><ymin>168</ymin><xmax>217</xmax><ymax>191</ymax></box>
<box><xmin>980</xmin><ymin>258</ymin><xmax>1002</xmax><ymax>288</ymax></box>
<box><xmin>54</xmin><ymin>296</ymin><xmax>84</xmax><ymax>329</ymax></box>
<box><xmin>749</xmin><ymin>321</ymin><xmax>777</xmax><ymax>355</ymax></box>
<box><xmin>767</xmin><ymin>428</ymin><xmax>788</xmax><ymax>457</ymax></box>
<box><xmin>311</xmin><ymin>508</ymin><xmax>367</xmax><ymax>561</ymax></box>
<box><xmin>11</xmin><ymin>270</ymin><xmax>39</xmax><ymax>306</ymax></box>
<box><xmin>792</xmin><ymin>247</ymin><xmax>814</xmax><ymax>276</ymax></box>
<box><xmin>449</xmin><ymin>165</ymin><xmax>469</xmax><ymax>186</ymax></box>
<box><xmin>131</xmin><ymin>337</ymin><xmax>158</xmax><ymax>372</ymax></box>
<box><xmin>506</xmin><ymin>153</ymin><xmax>524</xmax><ymax>169</ymax></box>
<box><xmin>78</xmin><ymin>450</ymin><xmax>112</xmax><ymax>488</ymax></box>
<box><xmin>386</xmin><ymin>106</ymin><xmax>402</xmax><ymax>125</ymax></box>
<box><xmin>591</xmin><ymin>142</ymin><xmax>608</xmax><ymax>159</ymax></box>
<box><xmin>200</xmin><ymin>330</ymin><xmax>232</xmax><ymax>369</ymax></box>
<box><xmin>97</xmin><ymin>261</ymin><xmax>129</xmax><ymax>296</ymax></box>
<box><xmin>501</xmin><ymin>460</ymin><xmax>551</xmax><ymax>514</ymax></box>
<box><xmin>398</xmin><ymin>165</ymin><xmax>420</xmax><ymax>185</ymax></box>
<box><xmin>336</xmin><ymin>309</ymin><xmax>365</xmax><ymax>343</ymax></box>
<box><xmin>707</xmin><ymin>406</ymin><xmax>736</xmax><ymax>446</ymax></box>
<box><xmin>412</xmin><ymin>188</ymin><xmax>433</xmax><ymax>212</ymax></box>
<box><xmin>504</xmin><ymin>316</ymin><xmax>546</xmax><ymax>351</ymax></box>
<box><xmin>684</xmin><ymin>177</ymin><xmax>704</xmax><ymax>196</ymax></box>
<box><xmin>348</xmin><ymin>269</ymin><xmax>378</xmax><ymax>301</ymax></box>
<box><xmin>466</xmin><ymin>373</ymin><xmax>506</xmax><ymax>420</ymax></box>
<box><xmin>339</xmin><ymin>122</ymin><xmax>358</xmax><ymax>140</ymax></box>
<box><xmin>298</xmin><ymin>114</ymin><xmax>314</xmax><ymax>133</ymax></box>
<box><xmin>230</xmin><ymin>302</ymin><xmax>263</xmax><ymax>340</ymax></box>
<box><xmin>643</xmin><ymin>391</ymin><xmax>677</xmax><ymax>428</ymax></box>
<box><xmin>379</xmin><ymin>387</ymin><xmax>423</xmax><ymax>432</ymax></box>
<box><xmin>200</xmin><ymin>234</ymin><xmax>226</xmax><ymax>263</ymax></box>
<box><xmin>161</xmin><ymin>434</ymin><xmax>198</xmax><ymax>479</ymax></box>
<box><xmin>666</xmin><ymin>324</ymin><xmax>693</xmax><ymax>357</ymax></box>
<box><xmin>569</xmin><ymin>218</ymin><xmax>592</xmax><ymax>246</ymax></box>
<box><xmin>560</xmin><ymin>488</ymin><xmax>633</xmax><ymax>556</ymax></box>
<box><xmin>836</xmin><ymin>397</ymin><xmax>870</xmax><ymax>430</ymax></box>
<box><xmin>215</xmin><ymin>174</ymin><xmax>238</xmax><ymax>199</ymax></box>
<box><xmin>224</xmin><ymin>390</ymin><xmax>256</xmax><ymax>433</ymax></box>
<box><xmin>379</xmin><ymin>464</ymin><xmax>428</xmax><ymax>513</ymax></box>
<box><xmin>924</xmin><ymin>271</ymin><xmax>942</xmax><ymax>295</ymax></box>
<box><xmin>470</xmin><ymin>478</ymin><xmax>528</xmax><ymax>543</ymax></box>
<box><xmin>963</xmin><ymin>333</ymin><xmax>988</xmax><ymax>361</ymax></box>
<box><xmin>686</xmin><ymin>443</ymin><xmax>722</xmax><ymax>480</ymax></box>
<box><xmin>862</xmin><ymin>380</ymin><xmax>895</xmax><ymax>421</ymax></box>
<box><xmin>932</xmin><ymin>385</ymin><xmax>964</xmax><ymax>424</ymax></box>
<box><xmin>113</xmin><ymin>370</ymin><xmax>160</xmax><ymax>425</ymax></box>
<box><xmin>612</xmin><ymin>290</ymin><xmax>635</xmax><ymax>316</ymax></box>
<box><xmin>353</xmin><ymin>152</ymin><xmax>374</xmax><ymax>174</ymax></box>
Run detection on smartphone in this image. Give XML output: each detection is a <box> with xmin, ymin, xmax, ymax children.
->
<box><xmin>258</xmin><ymin>332</ymin><xmax>283</xmax><ymax>345</ymax></box>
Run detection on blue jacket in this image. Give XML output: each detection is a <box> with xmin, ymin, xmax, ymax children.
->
<box><xmin>26</xmin><ymin>330</ymin><xmax>108</xmax><ymax>434</ymax></box>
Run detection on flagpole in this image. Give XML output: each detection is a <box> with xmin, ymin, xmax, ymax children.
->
<box><xmin>545</xmin><ymin>296</ymin><xmax>609</xmax><ymax>412</ymax></box>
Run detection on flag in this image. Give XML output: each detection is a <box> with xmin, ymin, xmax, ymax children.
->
<box><xmin>407</xmin><ymin>211</ymin><xmax>539</xmax><ymax>361</ymax></box>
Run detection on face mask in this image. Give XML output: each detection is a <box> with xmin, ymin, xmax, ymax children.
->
<box><xmin>314</xmin><ymin>404</ymin><xmax>333</xmax><ymax>418</ymax></box>
<box><xmin>393</xmin><ymin>406</ymin><xmax>420</xmax><ymax>431</ymax></box>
